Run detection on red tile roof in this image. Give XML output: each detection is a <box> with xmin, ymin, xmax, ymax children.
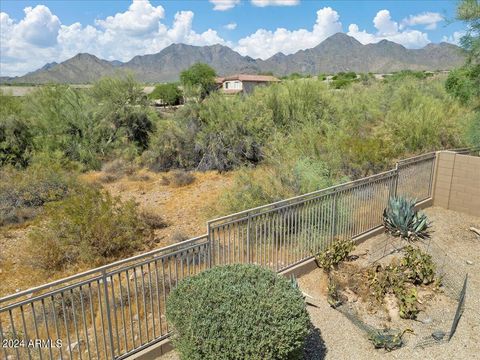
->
<box><xmin>215</xmin><ymin>74</ymin><xmax>280</xmax><ymax>83</ymax></box>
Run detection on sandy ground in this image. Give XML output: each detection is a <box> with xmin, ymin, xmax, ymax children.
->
<box><xmin>159</xmin><ymin>207</ymin><xmax>480</xmax><ymax>360</ymax></box>
<box><xmin>0</xmin><ymin>169</ymin><xmax>233</xmax><ymax>296</ymax></box>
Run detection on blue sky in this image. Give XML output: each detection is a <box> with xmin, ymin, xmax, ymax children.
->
<box><xmin>0</xmin><ymin>0</ymin><xmax>467</xmax><ymax>76</ymax></box>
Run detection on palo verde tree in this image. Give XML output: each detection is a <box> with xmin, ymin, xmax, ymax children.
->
<box><xmin>149</xmin><ymin>83</ymin><xmax>182</xmax><ymax>106</ymax></box>
<box><xmin>180</xmin><ymin>63</ymin><xmax>217</xmax><ymax>100</ymax></box>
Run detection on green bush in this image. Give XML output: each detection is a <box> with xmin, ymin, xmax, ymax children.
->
<box><xmin>27</xmin><ymin>187</ymin><xmax>152</xmax><ymax>270</ymax></box>
<box><xmin>400</xmin><ymin>245</ymin><xmax>436</xmax><ymax>285</ymax></box>
<box><xmin>149</xmin><ymin>83</ymin><xmax>182</xmax><ymax>105</ymax></box>
<box><xmin>315</xmin><ymin>239</ymin><xmax>355</xmax><ymax>271</ymax></box>
<box><xmin>0</xmin><ymin>116</ymin><xmax>33</xmax><ymax>167</ymax></box>
<box><xmin>167</xmin><ymin>264</ymin><xmax>310</xmax><ymax>360</ymax></box>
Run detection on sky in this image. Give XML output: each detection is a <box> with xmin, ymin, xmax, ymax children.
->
<box><xmin>0</xmin><ymin>0</ymin><xmax>468</xmax><ymax>77</ymax></box>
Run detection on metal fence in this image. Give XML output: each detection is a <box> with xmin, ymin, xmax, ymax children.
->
<box><xmin>0</xmin><ymin>151</ymin><xmax>440</xmax><ymax>360</ymax></box>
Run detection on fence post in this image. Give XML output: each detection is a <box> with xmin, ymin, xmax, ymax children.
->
<box><xmin>101</xmin><ymin>269</ymin><xmax>116</xmax><ymax>360</ymax></box>
<box><xmin>207</xmin><ymin>224</ymin><xmax>213</xmax><ymax>268</ymax></box>
<box><xmin>332</xmin><ymin>190</ymin><xmax>338</xmax><ymax>241</ymax></box>
<box><xmin>390</xmin><ymin>166</ymin><xmax>399</xmax><ymax>199</ymax></box>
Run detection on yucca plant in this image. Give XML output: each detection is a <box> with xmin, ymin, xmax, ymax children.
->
<box><xmin>383</xmin><ymin>197</ymin><xmax>431</xmax><ymax>241</ymax></box>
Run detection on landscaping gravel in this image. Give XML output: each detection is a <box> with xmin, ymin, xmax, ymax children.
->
<box><xmin>159</xmin><ymin>207</ymin><xmax>480</xmax><ymax>359</ymax></box>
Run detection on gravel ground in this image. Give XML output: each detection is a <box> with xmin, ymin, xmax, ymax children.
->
<box><xmin>159</xmin><ymin>207</ymin><xmax>480</xmax><ymax>360</ymax></box>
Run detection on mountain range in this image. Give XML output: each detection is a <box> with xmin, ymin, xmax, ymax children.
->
<box><xmin>2</xmin><ymin>33</ymin><xmax>465</xmax><ymax>84</ymax></box>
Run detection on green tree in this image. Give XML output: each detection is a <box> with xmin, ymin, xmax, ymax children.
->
<box><xmin>457</xmin><ymin>0</ymin><xmax>480</xmax><ymax>64</ymax></box>
<box><xmin>91</xmin><ymin>74</ymin><xmax>155</xmax><ymax>151</ymax></box>
<box><xmin>180</xmin><ymin>63</ymin><xmax>216</xmax><ymax>99</ymax></box>
<box><xmin>149</xmin><ymin>83</ymin><xmax>182</xmax><ymax>105</ymax></box>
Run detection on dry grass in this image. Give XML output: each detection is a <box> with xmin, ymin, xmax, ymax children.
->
<box><xmin>0</xmin><ymin>168</ymin><xmax>234</xmax><ymax>297</ymax></box>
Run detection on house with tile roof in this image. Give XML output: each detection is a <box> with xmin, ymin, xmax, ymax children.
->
<box><xmin>215</xmin><ymin>74</ymin><xmax>280</xmax><ymax>94</ymax></box>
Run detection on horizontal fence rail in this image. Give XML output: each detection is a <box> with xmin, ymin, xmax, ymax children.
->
<box><xmin>4</xmin><ymin>148</ymin><xmax>473</xmax><ymax>360</ymax></box>
<box><xmin>0</xmin><ymin>235</ymin><xmax>210</xmax><ymax>360</ymax></box>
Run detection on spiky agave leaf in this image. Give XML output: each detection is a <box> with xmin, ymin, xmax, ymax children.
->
<box><xmin>383</xmin><ymin>196</ymin><xmax>431</xmax><ymax>241</ymax></box>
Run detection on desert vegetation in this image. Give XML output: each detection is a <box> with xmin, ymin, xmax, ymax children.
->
<box><xmin>167</xmin><ymin>264</ymin><xmax>310</xmax><ymax>359</ymax></box>
<box><xmin>0</xmin><ymin>0</ymin><xmax>478</xmax><ymax>294</ymax></box>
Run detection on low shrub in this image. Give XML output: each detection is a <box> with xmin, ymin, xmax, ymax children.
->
<box><xmin>0</xmin><ymin>162</ymin><xmax>78</xmax><ymax>226</ymax></box>
<box><xmin>383</xmin><ymin>197</ymin><xmax>431</xmax><ymax>241</ymax></box>
<box><xmin>27</xmin><ymin>187</ymin><xmax>152</xmax><ymax>270</ymax></box>
<box><xmin>400</xmin><ymin>245</ymin><xmax>436</xmax><ymax>285</ymax></box>
<box><xmin>171</xmin><ymin>231</ymin><xmax>189</xmax><ymax>243</ymax></box>
<box><xmin>100</xmin><ymin>159</ymin><xmax>138</xmax><ymax>183</ymax></box>
<box><xmin>167</xmin><ymin>264</ymin><xmax>310</xmax><ymax>360</ymax></box>
<box><xmin>315</xmin><ymin>239</ymin><xmax>356</xmax><ymax>271</ymax></box>
<box><xmin>170</xmin><ymin>170</ymin><xmax>195</xmax><ymax>187</ymax></box>
<box><xmin>140</xmin><ymin>210</ymin><xmax>168</xmax><ymax>229</ymax></box>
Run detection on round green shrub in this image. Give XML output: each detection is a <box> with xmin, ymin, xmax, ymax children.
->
<box><xmin>167</xmin><ymin>264</ymin><xmax>310</xmax><ymax>360</ymax></box>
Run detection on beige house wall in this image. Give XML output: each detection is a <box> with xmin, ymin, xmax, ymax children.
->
<box><xmin>433</xmin><ymin>152</ymin><xmax>480</xmax><ymax>217</ymax></box>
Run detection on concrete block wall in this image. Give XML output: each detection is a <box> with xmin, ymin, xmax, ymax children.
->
<box><xmin>433</xmin><ymin>151</ymin><xmax>480</xmax><ymax>217</ymax></box>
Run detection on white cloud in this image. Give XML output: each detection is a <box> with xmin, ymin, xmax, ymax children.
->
<box><xmin>15</xmin><ymin>5</ymin><xmax>61</xmax><ymax>47</ymax></box>
<box><xmin>95</xmin><ymin>0</ymin><xmax>164</xmax><ymax>36</ymax></box>
<box><xmin>209</xmin><ymin>0</ymin><xmax>240</xmax><ymax>11</ymax></box>
<box><xmin>224</xmin><ymin>22</ymin><xmax>237</xmax><ymax>30</ymax></box>
<box><xmin>251</xmin><ymin>0</ymin><xmax>299</xmax><ymax>7</ymax></box>
<box><xmin>234</xmin><ymin>7</ymin><xmax>342</xmax><ymax>59</ymax></box>
<box><xmin>442</xmin><ymin>31</ymin><xmax>465</xmax><ymax>45</ymax></box>
<box><xmin>348</xmin><ymin>9</ymin><xmax>430</xmax><ymax>49</ymax></box>
<box><xmin>401</xmin><ymin>12</ymin><xmax>443</xmax><ymax>30</ymax></box>
<box><xmin>0</xmin><ymin>1</ymin><xmax>227</xmax><ymax>76</ymax></box>
<box><xmin>373</xmin><ymin>9</ymin><xmax>398</xmax><ymax>36</ymax></box>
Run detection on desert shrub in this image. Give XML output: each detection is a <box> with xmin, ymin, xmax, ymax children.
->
<box><xmin>195</xmin><ymin>93</ymin><xmax>272</xmax><ymax>171</ymax></box>
<box><xmin>167</xmin><ymin>264</ymin><xmax>310</xmax><ymax>360</ymax></box>
<box><xmin>445</xmin><ymin>65</ymin><xmax>480</xmax><ymax>104</ymax></box>
<box><xmin>0</xmin><ymin>116</ymin><xmax>33</xmax><ymax>168</ymax></box>
<box><xmin>315</xmin><ymin>239</ymin><xmax>356</xmax><ymax>271</ymax></box>
<box><xmin>142</xmin><ymin>118</ymin><xmax>199</xmax><ymax>171</ymax></box>
<box><xmin>27</xmin><ymin>187</ymin><xmax>152</xmax><ymax>270</ymax></box>
<box><xmin>383</xmin><ymin>197</ymin><xmax>431</xmax><ymax>241</ymax></box>
<box><xmin>380</xmin><ymin>78</ymin><xmax>468</xmax><ymax>153</ymax></box>
<box><xmin>100</xmin><ymin>158</ymin><xmax>138</xmax><ymax>183</ymax></box>
<box><xmin>171</xmin><ymin>231</ymin><xmax>189</xmax><ymax>243</ymax></box>
<box><xmin>48</xmin><ymin>287</ymin><xmax>90</xmax><ymax>322</ymax></box>
<box><xmin>140</xmin><ymin>210</ymin><xmax>168</xmax><ymax>229</ymax></box>
<box><xmin>169</xmin><ymin>170</ymin><xmax>195</xmax><ymax>187</ymax></box>
<box><xmin>368</xmin><ymin>245</ymin><xmax>438</xmax><ymax>320</ymax></box>
<box><xmin>400</xmin><ymin>245</ymin><xmax>436</xmax><ymax>285</ymax></box>
<box><xmin>0</xmin><ymin>161</ymin><xmax>78</xmax><ymax>226</ymax></box>
<box><xmin>465</xmin><ymin>112</ymin><xmax>480</xmax><ymax>146</ymax></box>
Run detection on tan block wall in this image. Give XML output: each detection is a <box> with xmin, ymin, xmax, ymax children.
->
<box><xmin>433</xmin><ymin>152</ymin><xmax>480</xmax><ymax>217</ymax></box>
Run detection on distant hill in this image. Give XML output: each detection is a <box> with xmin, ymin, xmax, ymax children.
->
<box><xmin>4</xmin><ymin>33</ymin><xmax>466</xmax><ymax>84</ymax></box>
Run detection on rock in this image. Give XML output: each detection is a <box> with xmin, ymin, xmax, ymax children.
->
<box><xmin>133</xmin><ymin>314</ymin><xmax>139</xmax><ymax>322</ymax></box>
<box><xmin>384</xmin><ymin>293</ymin><xmax>400</xmax><ymax>321</ymax></box>
<box><xmin>421</xmin><ymin>317</ymin><xmax>433</xmax><ymax>324</ymax></box>
<box><xmin>432</xmin><ymin>330</ymin><xmax>446</xmax><ymax>341</ymax></box>
<box><xmin>466</xmin><ymin>260</ymin><xmax>473</xmax><ymax>265</ymax></box>
<box><xmin>343</xmin><ymin>288</ymin><xmax>359</xmax><ymax>303</ymax></box>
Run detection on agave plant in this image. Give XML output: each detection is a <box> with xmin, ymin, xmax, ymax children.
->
<box><xmin>383</xmin><ymin>197</ymin><xmax>431</xmax><ymax>241</ymax></box>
